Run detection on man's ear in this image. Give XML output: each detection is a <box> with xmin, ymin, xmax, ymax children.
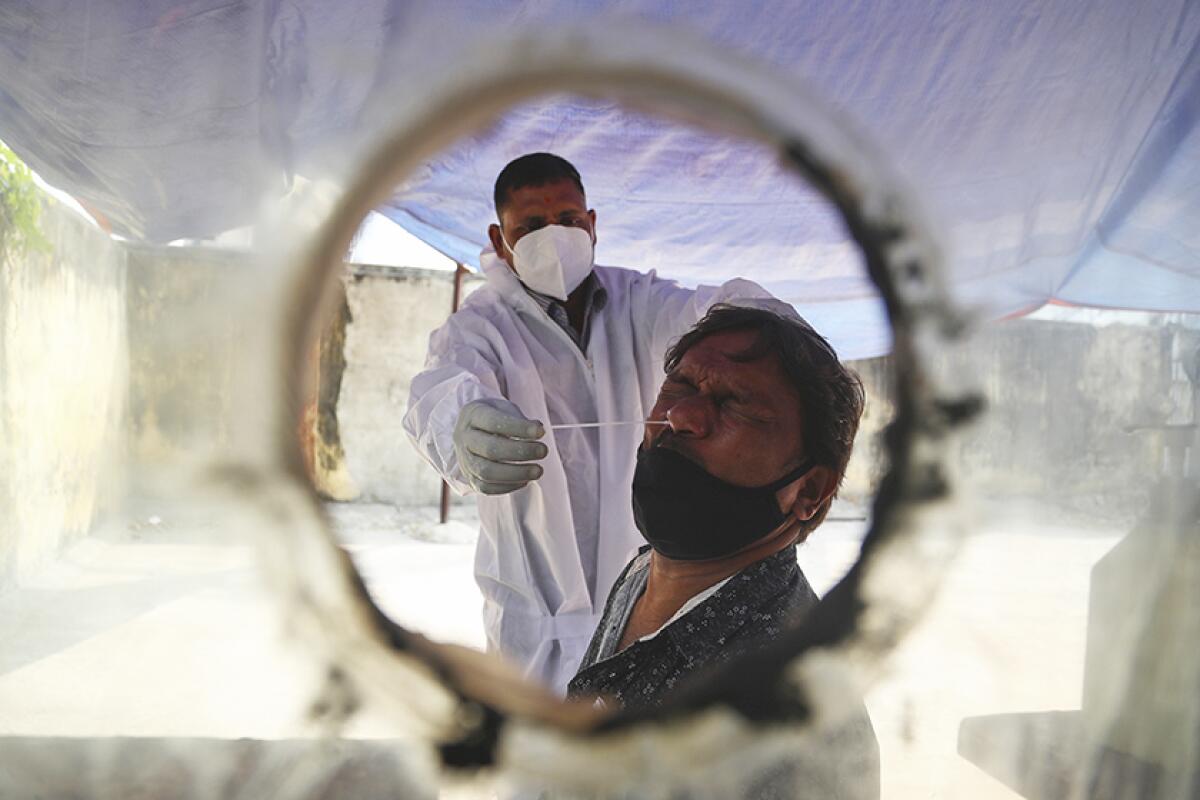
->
<box><xmin>488</xmin><ymin>223</ymin><xmax>514</xmax><ymax>269</ymax></box>
<box><xmin>779</xmin><ymin>465</ymin><xmax>837</xmax><ymax>522</ymax></box>
<box><xmin>588</xmin><ymin>209</ymin><xmax>597</xmax><ymax>243</ymax></box>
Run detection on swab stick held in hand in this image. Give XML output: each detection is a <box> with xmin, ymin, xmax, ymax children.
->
<box><xmin>548</xmin><ymin>420</ymin><xmax>670</xmax><ymax>430</ymax></box>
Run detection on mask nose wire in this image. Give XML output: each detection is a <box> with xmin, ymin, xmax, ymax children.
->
<box><xmin>500</xmin><ymin>222</ymin><xmax>586</xmax><ymax>255</ymax></box>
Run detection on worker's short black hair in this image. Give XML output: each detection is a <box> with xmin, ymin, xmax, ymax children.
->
<box><xmin>493</xmin><ymin>153</ymin><xmax>586</xmax><ymax>217</ymax></box>
<box><xmin>664</xmin><ymin>304</ymin><xmax>866</xmax><ymax>540</ymax></box>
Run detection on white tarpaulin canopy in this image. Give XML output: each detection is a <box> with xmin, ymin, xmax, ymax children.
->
<box><xmin>1</xmin><ymin>1</ymin><xmax>1197</xmax><ymax>358</ymax></box>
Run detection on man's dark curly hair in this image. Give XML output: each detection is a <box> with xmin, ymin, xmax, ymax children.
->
<box><xmin>664</xmin><ymin>304</ymin><xmax>866</xmax><ymax>538</ymax></box>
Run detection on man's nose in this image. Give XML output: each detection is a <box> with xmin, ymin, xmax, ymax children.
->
<box><xmin>665</xmin><ymin>395</ymin><xmax>714</xmax><ymax>437</ymax></box>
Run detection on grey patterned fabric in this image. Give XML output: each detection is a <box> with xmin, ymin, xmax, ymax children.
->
<box><xmin>569</xmin><ymin>544</ymin><xmax>817</xmax><ymax>705</ymax></box>
<box><xmin>521</xmin><ymin>272</ymin><xmax>608</xmax><ymax>351</ymax></box>
<box><xmin>568</xmin><ymin>544</ymin><xmax>881</xmax><ymax>799</ymax></box>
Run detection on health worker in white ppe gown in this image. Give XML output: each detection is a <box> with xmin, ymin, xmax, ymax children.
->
<box><xmin>403</xmin><ymin>153</ymin><xmax>774</xmax><ymax>693</ymax></box>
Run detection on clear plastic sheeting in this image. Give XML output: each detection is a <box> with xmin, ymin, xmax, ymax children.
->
<box><xmin>0</xmin><ymin>9</ymin><xmax>1198</xmax><ymax>800</ymax></box>
<box><xmin>1</xmin><ymin>3</ymin><xmax>1199</xmax><ymax>359</ymax></box>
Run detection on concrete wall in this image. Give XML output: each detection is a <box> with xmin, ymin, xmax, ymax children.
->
<box><xmin>4</xmin><ymin>213</ymin><xmax>1191</xmax><ymax>590</ymax></box>
<box><xmin>322</xmin><ymin>264</ymin><xmax>1198</xmax><ymax>520</ymax></box>
<box><xmin>337</xmin><ymin>265</ymin><xmax>482</xmax><ymax>506</ymax></box>
<box><xmin>0</xmin><ymin>199</ymin><xmax>127</xmax><ymax>584</ymax></box>
<box><xmin>120</xmin><ymin>254</ymin><xmax>479</xmax><ymax>509</ymax></box>
<box><xmin>123</xmin><ymin>244</ymin><xmax>250</xmax><ymax>493</ymax></box>
<box><xmin>842</xmin><ymin>317</ymin><xmax>1198</xmax><ymax>521</ymax></box>
<box><xmin>331</xmin><ymin>267</ymin><xmax>1196</xmax><ymax>522</ymax></box>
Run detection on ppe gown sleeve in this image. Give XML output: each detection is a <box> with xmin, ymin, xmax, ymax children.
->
<box><xmin>402</xmin><ymin>314</ymin><xmax>507</xmax><ymax>496</ymax></box>
<box><xmin>635</xmin><ymin>273</ymin><xmax>776</xmax><ymax>366</ymax></box>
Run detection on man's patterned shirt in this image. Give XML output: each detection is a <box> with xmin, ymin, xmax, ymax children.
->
<box><xmin>567</xmin><ymin>543</ymin><xmax>880</xmax><ymax>799</ymax></box>
<box><xmin>569</xmin><ymin>544</ymin><xmax>817</xmax><ymax>706</ymax></box>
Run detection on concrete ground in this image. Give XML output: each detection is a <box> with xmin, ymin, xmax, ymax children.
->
<box><xmin>0</xmin><ymin>499</ymin><xmax>1121</xmax><ymax>798</ymax></box>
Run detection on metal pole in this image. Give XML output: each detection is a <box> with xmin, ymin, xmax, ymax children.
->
<box><xmin>440</xmin><ymin>262</ymin><xmax>467</xmax><ymax>524</ymax></box>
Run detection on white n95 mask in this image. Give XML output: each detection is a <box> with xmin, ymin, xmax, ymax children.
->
<box><xmin>503</xmin><ymin>225</ymin><xmax>595</xmax><ymax>302</ymax></box>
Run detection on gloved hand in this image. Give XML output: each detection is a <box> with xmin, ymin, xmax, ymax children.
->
<box><xmin>453</xmin><ymin>398</ymin><xmax>548</xmax><ymax>495</ymax></box>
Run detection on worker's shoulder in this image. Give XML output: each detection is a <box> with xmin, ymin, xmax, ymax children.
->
<box><xmin>422</xmin><ymin>287</ymin><xmax>514</xmax><ymax>348</ymax></box>
<box><xmin>593</xmin><ymin>264</ymin><xmax>672</xmax><ymax>292</ymax></box>
<box><xmin>445</xmin><ymin>284</ymin><xmax>511</xmax><ymax>324</ymax></box>
<box><xmin>593</xmin><ymin>264</ymin><xmax>645</xmax><ymax>280</ymax></box>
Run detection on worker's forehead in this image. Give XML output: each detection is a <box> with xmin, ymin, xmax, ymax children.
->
<box><xmin>504</xmin><ymin>179</ymin><xmax>586</xmax><ymax>213</ymax></box>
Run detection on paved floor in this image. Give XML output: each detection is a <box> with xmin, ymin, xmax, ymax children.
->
<box><xmin>0</xmin><ymin>499</ymin><xmax>1121</xmax><ymax>798</ymax></box>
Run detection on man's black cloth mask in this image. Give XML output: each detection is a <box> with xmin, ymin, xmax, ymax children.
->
<box><xmin>631</xmin><ymin>444</ymin><xmax>812</xmax><ymax>561</ymax></box>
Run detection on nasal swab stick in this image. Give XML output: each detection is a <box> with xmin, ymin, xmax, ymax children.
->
<box><xmin>548</xmin><ymin>420</ymin><xmax>669</xmax><ymax>430</ymax></box>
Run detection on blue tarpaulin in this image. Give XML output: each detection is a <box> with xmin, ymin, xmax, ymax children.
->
<box><xmin>1</xmin><ymin>2</ymin><xmax>1197</xmax><ymax>358</ymax></box>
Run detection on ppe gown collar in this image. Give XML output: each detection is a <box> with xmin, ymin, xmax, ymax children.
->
<box><xmin>480</xmin><ymin>246</ymin><xmax>535</xmax><ymax>302</ymax></box>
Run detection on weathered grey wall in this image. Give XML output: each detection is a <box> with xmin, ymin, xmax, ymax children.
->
<box><xmin>842</xmin><ymin>317</ymin><xmax>1198</xmax><ymax>520</ymax></box>
<box><xmin>5</xmin><ymin>221</ymin><xmax>1189</xmax><ymax>590</ymax></box>
<box><xmin>0</xmin><ymin>199</ymin><xmax>127</xmax><ymax>584</ymax></box>
<box><xmin>337</xmin><ymin>265</ymin><xmax>483</xmax><ymax>506</ymax></box>
<box><xmin>334</xmin><ymin>268</ymin><xmax>1196</xmax><ymax>521</ymax></box>
<box><xmin>121</xmin><ymin>255</ymin><xmax>479</xmax><ymax>508</ymax></box>
<box><xmin>124</xmin><ymin>244</ymin><xmax>249</xmax><ymax>494</ymax></box>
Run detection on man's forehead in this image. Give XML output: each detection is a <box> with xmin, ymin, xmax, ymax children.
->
<box><xmin>681</xmin><ymin>328</ymin><xmax>762</xmax><ymax>365</ymax></box>
<box><xmin>678</xmin><ymin>330</ymin><xmax>791</xmax><ymax>392</ymax></box>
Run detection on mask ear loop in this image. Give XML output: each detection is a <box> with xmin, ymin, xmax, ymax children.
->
<box><xmin>764</xmin><ymin>459</ymin><xmax>814</xmax><ymax>492</ymax></box>
<box><xmin>499</xmin><ymin>229</ymin><xmax>516</xmax><ymax>256</ymax></box>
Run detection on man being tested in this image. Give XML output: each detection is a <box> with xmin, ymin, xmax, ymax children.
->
<box><xmin>403</xmin><ymin>153</ymin><xmax>772</xmax><ymax>692</ymax></box>
<box><xmin>569</xmin><ymin>304</ymin><xmax>878</xmax><ymax>798</ymax></box>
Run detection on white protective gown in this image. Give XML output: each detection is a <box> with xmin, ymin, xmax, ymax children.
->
<box><xmin>403</xmin><ymin>249</ymin><xmax>770</xmax><ymax>692</ymax></box>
